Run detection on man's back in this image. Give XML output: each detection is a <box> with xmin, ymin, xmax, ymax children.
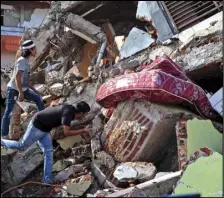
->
<box><xmin>33</xmin><ymin>104</ymin><xmax>75</xmax><ymax>132</ymax></box>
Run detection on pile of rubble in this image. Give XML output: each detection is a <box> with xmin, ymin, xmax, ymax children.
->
<box><xmin>1</xmin><ymin>1</ymin><xmax>223</xmax><ymax>197</ymax></box>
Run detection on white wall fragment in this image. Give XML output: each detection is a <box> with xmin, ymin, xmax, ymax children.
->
<box><xmin>209</xmin><ymin>87</ymin><xmax>223</xmax><ymax>116</ymax></box>
<box><xmin>136</xmin><ymin>1</ymin><xmax>152</xmax><ymax>21</ymax></box>
<box><xmin>20</xmin><ymin>8</ymin><xmax>49</xmax><ymax>29</ymax></box>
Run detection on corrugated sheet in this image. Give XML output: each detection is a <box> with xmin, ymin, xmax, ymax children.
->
<box><xmin>162</xmin><ymin>1</ymin><xmax>223</xmax><ymax>32</ymax></box>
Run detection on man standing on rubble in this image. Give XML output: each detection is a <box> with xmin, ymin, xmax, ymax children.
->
<box><xmin>1</xmin><ymin>101</ymin><xmax>91</xmax><ymax>184</ymax></box>
<box><xmin>1</xmin><ymin>40</ymin><xmax>45</xmax><ymax>139</ymax></box>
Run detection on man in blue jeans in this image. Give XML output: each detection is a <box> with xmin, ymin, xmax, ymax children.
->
<box><xmin>1</xmin><ymin>40</ymin><xmax>45</xmax><ymax>138</ymax></box>
<box><xmin>1</xmin><ymin>101</ymin><xmax>91</xmax><ymax>184</ymax></box>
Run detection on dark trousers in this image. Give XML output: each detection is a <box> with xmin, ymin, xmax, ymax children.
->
<box><xmin>1</xmin><ymin>87</ymin><xmax>45</xmax><ymax>136</ymax></box>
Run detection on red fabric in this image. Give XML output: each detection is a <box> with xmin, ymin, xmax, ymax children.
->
<box><xmin>96</xmin><ymin>55</ymin><xmax>218</xmax><ymax>120</ymax></box>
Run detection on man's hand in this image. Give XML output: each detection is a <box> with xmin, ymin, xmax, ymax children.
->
<box><xmin>18</xmin><ymin>92</ymin><xmax>24</xmax><ymax>102</ymax></box>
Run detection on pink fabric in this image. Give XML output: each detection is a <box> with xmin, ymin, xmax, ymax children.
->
<box><xmin>96</xmin><ymin>55</ymin><xmax>218</xmax><ymax>120</ymax></box>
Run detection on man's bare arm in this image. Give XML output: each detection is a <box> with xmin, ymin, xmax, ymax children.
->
<box><xmin>15</xmin><ymin>71</ymin><xmax>23</xmax><ymax>94</ymax></box>
<box><xmin>63</xmin><ymin>125</ymin><xmax>87</xmax><ymax>137</ymax></box>
<box><xmin>16</xmin><ymin>71</ymin><xmax>25</xmax><ymax>102</ymax></box>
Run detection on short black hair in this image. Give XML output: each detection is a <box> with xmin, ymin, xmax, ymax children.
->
<box><xmin>21</xmin><ymin>49</ymin><xmax>31</xmax><ymax>58</ymax></box>
<box><xmin>74</xmin><ymin>101</ymin><xmax>90</xmax><ymax>113</ymax></box>
<box><xmin>21</xmin><ymin>47</ymin><xmax>36</xmax><ymax>58</ymax></box>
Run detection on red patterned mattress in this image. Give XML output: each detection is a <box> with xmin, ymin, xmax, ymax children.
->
<box><xmin>96</xmin><ymin>55</ymin><xmax>219</xmax><ymax>120</ymax></box>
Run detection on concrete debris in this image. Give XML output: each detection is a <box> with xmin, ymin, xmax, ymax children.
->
<box><xmin>114</xmin><ymin>162</ymin><xmax>157</xmax><ymax>183</ymax></box>
<box><xmin>45</xmin><ymin>62</ymin><xmax>63</xmax><ymax>73</ymax></box>
<box><xmin>52</xmin><ymin>160</ymin><xmax>70</xmax><ymax>172</ymax></box>
<box><xmin>186</xmin><ymin>119</ymin><xmax>222</xmax><ymax>157</ymax></box>
<box><xmin>49</xmin><ymin>83</ymin><xmax>64</xmax><ymax>96</ymax></box>
<box><xmin>95</xmin><ymin>151</ymin><xmax>115</xmax><ymax>169</ymax></box>
<box><xmin>1</xmin><ymin>2</ymin><xmax>222</xmax><ymax>197</ymax></box>
<box><xmin>120</xmin><ymin>27</ymin><xmax>155</xmax><ymax>59</ymax></box>
<box><xmin>113</xmin><ymin>164</ymin><xmax>137</xmax><ymax>182</ymax></box>
<box><xmin>107</xmin><ymin>171</ymin><xmax>182</xmax><ymax>197</ymax></box>
<box><xmin>54</xmin><ymin>163</ymin><xmax>89</xmax><ymax>182</ymax></box>
<box><xmin>126</xmin><ymin>186</ymin><xmax>148</xmax><ymax>197</ymax></box>
<box><xmin>57</xmin><ymin>135</ymin><xmax>86</xmax><ymax>150</ymax></box>
<box><xmin>54</xmin><ymin>165</ymin><xmax>75</xmax><ymax>182</ymax></box>
<box><xmin>63</xmin><ymin>181</ymin><xmax>92</xmax><ymax>196</ymax></box>
<box><xmin>1</xmin><ymin>143</ymin><xmax>43</xmax><ymax>186</ymax></box>
<box><xmin>174</xmin><ymin>41</ymin><xmax>222</xmax><ymax>72</ymax></box>
<box><xmin>91</xmin><ymin>137</ymin><xmax>102</xmax><ymax>157</ymax></box>
<box><xmin>173</xmin><ymin>151</ymin><xmax>222</xmax><ymax>197</ymax></box>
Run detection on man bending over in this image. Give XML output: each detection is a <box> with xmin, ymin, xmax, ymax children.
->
<box><xmin>1</xmin><ymin>101</ymin><xmax>91</xmax><ymax>184</ymax></box>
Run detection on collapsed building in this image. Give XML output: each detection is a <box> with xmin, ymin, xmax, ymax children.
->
<box><xmin>1</xmin><ymin>1</ymin><xmax>223</xmax><ymax>197</ymax></box>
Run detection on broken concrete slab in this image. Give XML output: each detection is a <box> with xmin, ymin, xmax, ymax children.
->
<box><xmin>127</xmin><ymin>162</ymin><xmax>157</xmax><ymax>182</ymax></box>
<box><xmin>114</xmin><ymin>162</ymin><xmax>157</xmax><ymax>183</ymax></box>
<box><xmin>7</xmin><ymin>143</ymin><xmax>43</xmax><ymax>185</ymax></box>
<box><xmin>54</xmin><ymin>165</ymin><xmax>75</xmax><ymax>182</ymax></box>
<box><xmin>120</xmin><ymin>27</ymin><xmax>155</xmax><ymax>59</ymax></box>
<box><xmin>186</xmin><ymin>118</ymin><xmax>222</xmax><ymax>157</ymax></box>
<box><xmin>106</xmin><ymin>171</ymin><xmax>182</xmax><ymax>197</ymax></box>
<box><xmin>113</xmin><ymin>163</ymin><xmax>137</xmax><ymax>182</ymax></box>
<box><xmin>173</xmin><ymin>152</ymin><xmax>222</xmax><ymax>197</ymax></box>
<box><xmin>63</xmin><ymin>181</ymin><xmax>92</xmax><ymax>196</ymax></box>
<box><xmin>175</xmin><ymin>115</ymin><xmax>223</xmax><ymax>170</ymax></box>
<box><xmin>57</xmin><ymin>135</ymin><xmax>86</xmax><ymax>150</ymax></box>
<box><xmin>65</xmin><ymin>13</ymin><xmax>106</xmax><ymax>43</ymax></box>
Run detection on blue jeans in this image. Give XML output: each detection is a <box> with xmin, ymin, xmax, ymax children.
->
<box><xmin>1</xmin><ymin>121</ymin><xmax>53</xmax><ymax>184</ymax></box>
<box><xmin>1</xmin><ymin>87</ymin><xmax>45</xmax><ymax>137</ymax></box>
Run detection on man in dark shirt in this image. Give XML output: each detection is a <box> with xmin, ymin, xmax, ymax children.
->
<box><xmin>1</xmin><ymin>101</ymin><xmax>91</xmax><ymax>184</ymax></box>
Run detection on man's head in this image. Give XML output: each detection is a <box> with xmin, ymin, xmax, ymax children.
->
<box><xmin>74</xmin><ymin>101</ymin><xmax>90</xmax><ymax>120</ymax></box>
<box><xmin>21</xmin><ymin>40</ymin><xmax>37</xmax><ymax>58</ymax></box>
